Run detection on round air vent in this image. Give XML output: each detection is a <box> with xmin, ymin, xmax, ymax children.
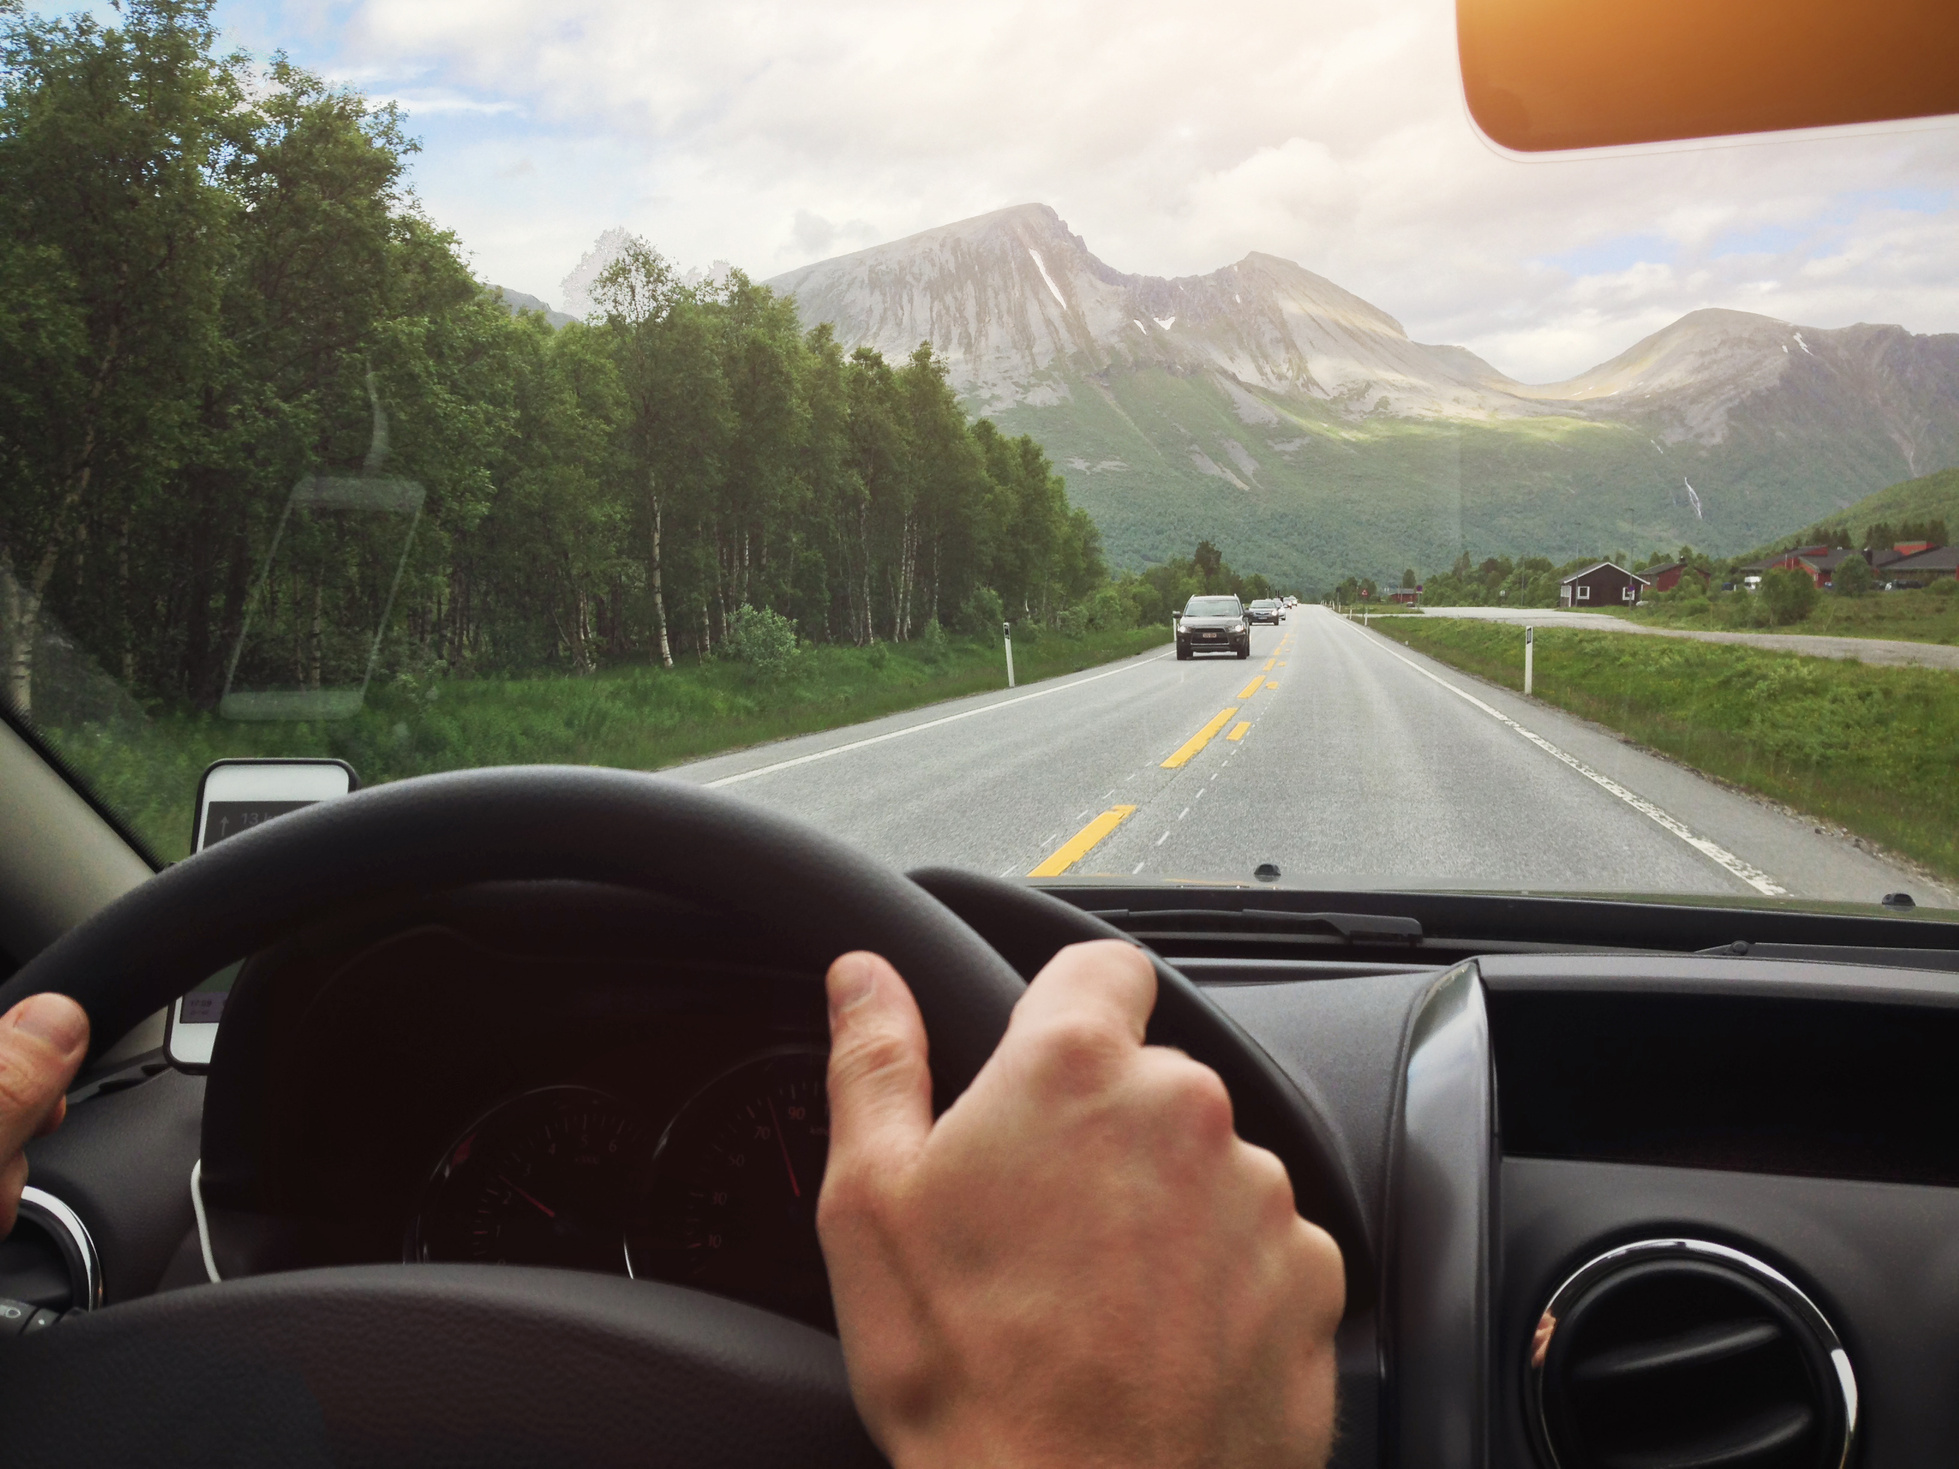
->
<box><xmin>0</xmin><ymin>1188</ymin><xmax>101</xmax><ymax>1312</ymax></box>
<box><xmin>1528</xmin><ymin>1239</ymin><xmax>1855</xmax><ymax>1469</ymax></box>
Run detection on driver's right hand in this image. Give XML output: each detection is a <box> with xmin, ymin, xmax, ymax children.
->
<box><xmin>817</xmin><ymin>940</ymin><xmax>1344</xmax><ymax>1469</ymax></box>
<box><xmin>0</xmin><ymin>994</ymin><xmax>89</xmax><ymax>1237</ymax></box>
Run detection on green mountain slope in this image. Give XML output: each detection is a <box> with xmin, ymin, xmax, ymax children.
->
<box><xmin>983</xmin><ymin>364</ymin><xmax>1944</xmax><ymax>591</ymax></box>
<box><xmin>1772</xmin><ymin>467</ymin><xmax>1959</xmax><ymax>552</ymax></box>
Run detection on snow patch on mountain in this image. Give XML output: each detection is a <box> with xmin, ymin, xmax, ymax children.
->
<box><xmin>1027</xmin><ymin>248</ymin><xmax>1067</xmax><ymax>309</ymax></box>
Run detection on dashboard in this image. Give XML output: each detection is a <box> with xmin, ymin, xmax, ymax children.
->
<box><xmin>16</xmin><ymin>879</ymin><xmax>1959</xmax><ymax>1467</ymax></box>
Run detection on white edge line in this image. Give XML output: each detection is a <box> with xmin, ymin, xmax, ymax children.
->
<box><xmin>706</xmin><ymin>650</ymin><xmax>1170</xmax><ymax>788</ymax></box>
<box><xmin>1352</xmin><ymin>624</ymin><xmax>1789</xmax><ymax>897</ymax></box>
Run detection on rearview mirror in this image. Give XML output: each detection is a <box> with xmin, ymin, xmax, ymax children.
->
<box><xmin>1457</xmin><ymin>0</ymin><xmax>1959</xmax><ymax>152</ymax></box>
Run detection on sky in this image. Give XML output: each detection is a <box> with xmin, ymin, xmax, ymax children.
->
<box><xmin>66</xmin><ymin>0</ymin><xmax>1959</xmax><ymax>383</ymax></box>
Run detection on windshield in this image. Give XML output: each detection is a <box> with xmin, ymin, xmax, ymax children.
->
<box><xmin>1</xmin><ymin>0</ymin><xmax>1954</xmax><ymax>911</ymax></box>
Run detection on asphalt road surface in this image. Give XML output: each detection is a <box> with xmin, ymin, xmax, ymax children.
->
<box><xmin>674</xmin><ymin>607</ymin><xmax>1948</xmax><ymax>907</ymax></box>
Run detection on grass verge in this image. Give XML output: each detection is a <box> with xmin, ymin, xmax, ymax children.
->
<box><xmin>39</xmin><ymin>625</ymin><xmax>1169</xmax><ymax>862</ymax></box>
<box><xmin>1369</xmin><ymin>617</ymin><xmax>1959</xmax><ymax>888</ymax></box>
<box><xmin>1615</xmin><ymin>585</ymin><xmax>1959</xmax><ymax>645</ymax></box>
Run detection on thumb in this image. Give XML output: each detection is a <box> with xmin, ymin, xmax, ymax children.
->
<box><xmin>822</xmin><ymin>952</ymin><xmax>933</xmax><ymax>1189</ymax></box>
<box><xmin>0</xmin><ymin>994</ymin><xmax>89</xmax><ymax>1235</ymax></box>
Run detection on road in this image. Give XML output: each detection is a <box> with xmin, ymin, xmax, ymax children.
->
<box><xmin>1417</xmin><ymin>605</ymin><xmax>1959</xmax><ymax>672</ymax></box>
<box><xmin>673</xmin><ymin>607</ymin><xmax>1948</xmax><ymax>907</ymax></box>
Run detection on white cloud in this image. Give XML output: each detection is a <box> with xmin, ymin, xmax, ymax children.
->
<box><xmin>217</xmin><ymin>0</ymin><xmax>1959</xmax><ymax>380</ymax></box>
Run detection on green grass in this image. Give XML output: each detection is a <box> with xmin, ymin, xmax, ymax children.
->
<box><xmin>1369</xmin><ymin>617</ymin><xmax>1959</xmax><ymax>887</ymax></box>
<box><xmin>1617</xmin><ymin>584</ymin><xmax>1959</xmax><ymax>646</ymax></box>
<box><xmin>39</xmin><ymin>626</ymin><xmax>1169</xmax><ymax>863</ymax></box>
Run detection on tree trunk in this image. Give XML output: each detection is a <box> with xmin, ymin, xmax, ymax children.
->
<box><xmin>648</xmin><ymin>493</ymin><xmax>673</xmax><ymax>669</ymax></box>
<box><xmin>198</xmin><ymin>523</ymin><xmax>252</xmax><ymax>708</ymax></box>
<box><xmin>118</xmin><ymin>512</ymin><xmax>134</xmax><ymax>684</ymax></box>
<box><xmin>306</xmin><ymin>576</ymin><xmax>325</xmax><ymax>691</ymax></box>
<box><xmin>1</xmin><ymin>547</ymin><xmax>36</xmax><ymax>719</ymax></box>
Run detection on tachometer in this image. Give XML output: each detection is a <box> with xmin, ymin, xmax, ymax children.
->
<box><xmin>407</xmin><ymin>1086</ymin><xmax>650</xmax><ymax>1274</ymax></box>
<box><xmin>628</xmin><ymin>1048</ymin><xmax>832</xmax><ymax>1327</ymax></box>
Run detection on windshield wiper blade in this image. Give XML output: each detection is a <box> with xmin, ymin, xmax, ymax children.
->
<box><xmin>1088</xmin><ymin>908</ymin><xmax>1424</xmax><ymax>944</ymax></box>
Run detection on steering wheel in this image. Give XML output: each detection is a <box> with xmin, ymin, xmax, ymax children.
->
<box><xmin>0</xmin><ymin>767</ymin><xmax>1367</xmax><ymax>1467</ymax></box>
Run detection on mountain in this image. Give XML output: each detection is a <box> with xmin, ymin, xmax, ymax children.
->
<box><xmin>766</xmin><ymin>204</ymin><xmax>1959</xmax><ymax>589</ymax></box>
<box><xmin>486</xmin><ymin>285</ymin><xmax>576</xmax><ymax>330</ymax></box>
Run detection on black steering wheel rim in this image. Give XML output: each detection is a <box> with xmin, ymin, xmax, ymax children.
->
<box><xmin>0</xmin><ymin>766</ymin><xmax>1367</xmax><ymax>1466</ymax></box>
<box><xmin>0</xmin><ymin>766</ymin><xmax>1027</xmax><ymax>1094</ymax></box>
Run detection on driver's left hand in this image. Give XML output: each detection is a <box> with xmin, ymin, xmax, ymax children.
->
<box><xmin>0</xmin><ymin>994</ymin><xmax>89</xmax><ymax>1236</ymax></box>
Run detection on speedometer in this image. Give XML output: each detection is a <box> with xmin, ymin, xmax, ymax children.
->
<box><xmin>628</xmin><ymin>1048</ymin><xmax>833</xmax><ymax>1328</ymax></box>
<box><xmin>407</xmin><ymin>1086</ymin><xmax>650</xmax><ymax>1274</ymax></box>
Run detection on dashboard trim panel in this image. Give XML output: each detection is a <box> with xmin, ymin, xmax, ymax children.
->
<box><xmin>1387</xmin><ymin>960</ymin><xmax>1491</xmax><ymax>1469</ymax></box>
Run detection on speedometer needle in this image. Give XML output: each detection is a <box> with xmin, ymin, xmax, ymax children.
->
<box><xmin>500</xmin><ymin>1174</ymin><xmax>557</xmax><ymax>1219</ymax></box>
<box><xmin>766</xmin><ymin>1094</ymin><xmax>802</xmax><ymax>1199</ymax></box>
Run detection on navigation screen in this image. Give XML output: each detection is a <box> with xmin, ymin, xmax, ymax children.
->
<box><xmin>202</xmin><ymin>799</ymin><xmax>316</xmax><ymax>846</ymax></box>
<box><xmin>177</xmin><ymin>962</ymin><xmax>242</xmax><ymax>1023</ymax></box>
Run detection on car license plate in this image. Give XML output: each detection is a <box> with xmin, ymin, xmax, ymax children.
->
<box><xmin>1202</xmin><ymin>632</ymin><xmax>1219</xmax><ymax>639</ymax></box>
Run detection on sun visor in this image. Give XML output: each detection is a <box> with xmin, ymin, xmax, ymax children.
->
<box><xmin>1457</xmin><ymin>0</ymin><xmax>1959</xmax><ymax>152</ymax></box>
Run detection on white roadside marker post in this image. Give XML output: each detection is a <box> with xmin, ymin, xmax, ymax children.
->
<box><xmin>1003</xmin><ymin>620</ymin><xmax>1015</xmax><ymax>689</ymax></box>
<box><xmin>1524</xmin><ymin>624</ymin><xmax>1534</xmax><ymax>696</ymax></box>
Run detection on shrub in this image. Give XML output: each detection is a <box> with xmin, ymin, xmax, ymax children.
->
<box><xmin>1759</xmin><ymin>569</ymin><xmax>1818</xmax><ymax>626</ymax></box>
<box><xmin>1082</xmin><ymin>585</ymin><xmax>1128</xmax><ymax>631</ymax></box>
<box><xmin>1056</xmin><ymin>604</ymin><xmax>1087</xmax><ymax>638</ymax></box>
<box><xmin>725</xmin><ymin>604</ymin><xmax>798</xmax><ymax>676</ymax></box>
<box><xmin>918</xmin><ymin>617</ymin><xmax>949</xmax><ymax>662</ymax></box>
<box><xmin>1930</xmin><ymin>577</ymin><xmax>1958</xmax><ymax>598</ymax></box>
<box><xmin>1833</xmin><ymin>554</ymin><xmax>1873</xmax><ymax>598</ymax></box>
<box><xmin>959</xmin><ymin>587</ymin><xmax>1004</xmax><ymax>637</ymax></box>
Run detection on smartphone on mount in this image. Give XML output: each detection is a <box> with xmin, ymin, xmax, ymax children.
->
<box><xmin>164</xmin><ymin>758</ymin><xmax>358</xmax><ymax>1071</ymax></box>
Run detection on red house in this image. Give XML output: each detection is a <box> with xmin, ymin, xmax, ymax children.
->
<box><xmin>1639</xmin><ymin>561</ymin><xmax>1711</xmax><ymax>593</ymax></box>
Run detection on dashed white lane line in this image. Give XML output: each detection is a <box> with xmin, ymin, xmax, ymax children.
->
<box><xmin>706</xmin><ymin>650</ymin><xmax>1172</xmax><ymax>788</ymax></box>
<box><xmin>1352</xmin><ymin>624</ymin><xmax>1789</xmax><ymax>898</ymax></box>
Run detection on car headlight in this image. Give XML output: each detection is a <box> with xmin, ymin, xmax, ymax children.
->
<box><xmin>1232</xmin><ymin>621</ymin><xmax>1247</xmax><ymax>633</ymax></box>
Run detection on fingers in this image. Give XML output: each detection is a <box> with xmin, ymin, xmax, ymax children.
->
<box><xmin>0</xmin><ymin>994</ymin><xmax>89</xmax><ymax>1234</ymax></box>
<box><xmin>1010</xmin><ymin>939</ymin><xmax>1157</xmax><ymax>1046</ymax></box>
<box><xmin>822</xmin><ymin>952</ymin><xmax>934</xmax><ymax>1196</ymax></box>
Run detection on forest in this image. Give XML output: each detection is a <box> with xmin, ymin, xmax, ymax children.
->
<box><xmin>0</xmin><ymin>0</ymin><xmax>1121</xmax><ymax>724</ymax></box>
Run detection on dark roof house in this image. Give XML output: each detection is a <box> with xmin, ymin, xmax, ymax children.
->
<box><xmin>1559</xmin><ymin>562</ymin><xmax>1650</xmax><ymax>608</ymax></box>
<box><xmin>1889</xmin><ymin>545</ymin><xmax>1959</xmax><ymax>581</ymax></box>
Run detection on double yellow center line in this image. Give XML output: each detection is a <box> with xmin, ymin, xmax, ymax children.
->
<box><xmin>1028</xmin><ymin>804</ymin><xmax>1137</xmax><ymax>877</ymax></box>
<box><xmin>1161</xmin><ymin>706</ymin><xmax>1240</xmax><ymax>768</ymax></box>
<box><xmin>1163</xmin><ymin>675</ymin><xmax>1272</xmax><ymax>769</ymax></box>
<box><xmin>1028</xmin><ymin>641</ymin><xmax>1292</xmax><ymax>877</ymax></box>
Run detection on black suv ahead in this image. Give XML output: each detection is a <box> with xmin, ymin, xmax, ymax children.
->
<box><xmin>1175</xmin><ymin>595</ymin><xmax>1251</xmax><ymax>659</ymax></box>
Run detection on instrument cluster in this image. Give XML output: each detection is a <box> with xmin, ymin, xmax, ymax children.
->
<box><xmin>405</xmin><ymin>1047</ymin><xmax>834</xmax><ymax>1327</ymax></box>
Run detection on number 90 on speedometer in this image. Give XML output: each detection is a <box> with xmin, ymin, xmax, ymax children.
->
<box><xmin>626</xmin><ymin>1047</ymin><xmax>833</xmax><ymax>1329</ymax></box>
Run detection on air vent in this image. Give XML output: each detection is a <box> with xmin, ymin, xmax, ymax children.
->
<box><xmin>0</xmin><ymin>1188</ymin><xmax>101</xmax><ymax>1312</ymax></box>
<box><xmin>1529</xmin><ymin>1239</ymin><xmax>1855</xmax><ymax>1469</ymax></box>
